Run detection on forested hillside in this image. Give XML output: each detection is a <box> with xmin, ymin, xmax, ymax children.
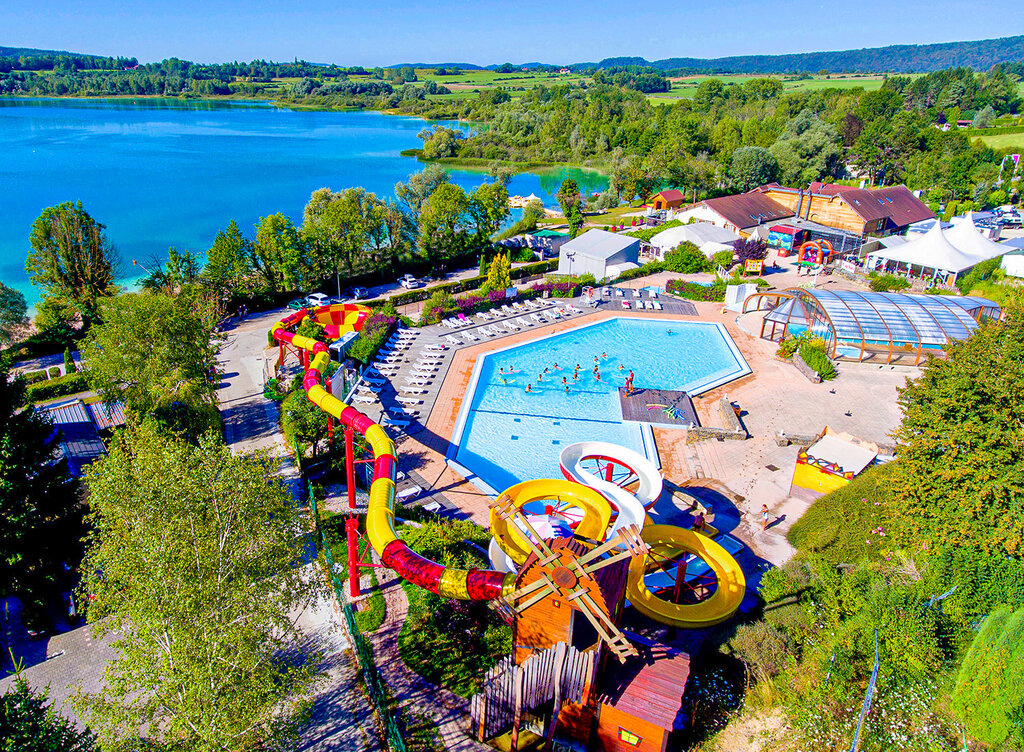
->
<box><xmin>592</xmin><ymin>34</ymin><xmax>1024</xmax><ymax>74</ymax></box>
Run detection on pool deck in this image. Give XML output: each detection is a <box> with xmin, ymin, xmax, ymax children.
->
<box><xmin>394</xmin><ymin>271</ymin><xmax>913</xmax><ymax>566</ymax></box>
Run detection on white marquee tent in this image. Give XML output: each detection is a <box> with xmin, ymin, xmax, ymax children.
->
<box><xmin>864</xmin><ymin>213</ymin><xmax>1010</xmax><ymax>284</ymax></box>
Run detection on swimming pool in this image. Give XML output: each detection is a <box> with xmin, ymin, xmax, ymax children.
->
<box><xmin>449</xmin><ymin>318</ymin><xmax>751</xmax><ymax>493</ymax></box>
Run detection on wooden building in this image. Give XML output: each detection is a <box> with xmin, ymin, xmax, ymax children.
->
<box><xmin>756</xmin><ymin>183</ymin><xmax>935</xmax><ymax>237</ymax></box>
<box><xmin>595</xmin><ymin>637</ymin><xmax>691</xmax><ymax>752</ymax></box>
<box><xmin>647</xmin><ymin>190</ymin><xmax>686</xmax><ymax>211</ymax></box>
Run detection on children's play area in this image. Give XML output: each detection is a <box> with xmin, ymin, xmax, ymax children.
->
<box><xmin>271</xmin><ymin>303</ymin><xmax>752</xmax><ymax>752</ymax></box>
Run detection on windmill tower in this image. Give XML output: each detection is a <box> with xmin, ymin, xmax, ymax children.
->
<box><xmin>490</xmin><ymin>493</ymin><xmax>649</xmax><ymax>664</ymax></box>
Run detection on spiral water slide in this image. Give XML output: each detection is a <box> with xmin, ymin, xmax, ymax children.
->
<box><xmin>271</xmin><ymin>305</ymin><xmax>515</xmax><ymax>600</ymax></box>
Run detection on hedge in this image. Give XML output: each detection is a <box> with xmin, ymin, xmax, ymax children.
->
<box><xmin>23</xmin><ymin>369</ymin><xmax>48</xmax><ymax>384</ymax></box>
<box><xmin>665</xmin><ymin>278</ymin><xmax>727</xmax><ymax>302</ymax></box>
<box><xmin>26</xmin><ymin>371</ymin><xmax>90</xmax><ymax>402</ymax></box>
<box><xmin>966</xmin><ymin>124</ymin><xmax>1024</xmax><ymax>137</ymax></box>
<box><xmin>362</xmin><ymin>259</ymin><xmax>558</xmax><ymax>310</ymax></box>
<box><xmin>798</xmin><ymin>343</ymin><xmax>837</xmax><ymax>381</ymax></box>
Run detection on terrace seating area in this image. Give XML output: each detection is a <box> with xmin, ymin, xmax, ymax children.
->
<box><xmin>603</xmin><ymin>285</ymin><xmax>664</xmax><ymax>311</ymax></box>
<box><xmin>435</xmin><ymin>297</ymin><xmax>588</xmax><ymax>346</ymax></box>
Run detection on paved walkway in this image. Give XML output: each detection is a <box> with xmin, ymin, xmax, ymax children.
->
<box><xmin>365</xmin><ymin>567</ymin><xmax>490</xmax><ymax>752</ymax></box>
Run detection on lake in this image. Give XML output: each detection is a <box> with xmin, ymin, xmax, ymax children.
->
<box><xmin>0</xmin><ymin>98</ymin><xmax>607</xmax><ymax>307</ymax></box>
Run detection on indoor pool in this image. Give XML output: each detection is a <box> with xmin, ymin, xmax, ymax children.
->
<box><xmin>449</xmin><ymin>318</ymin><xmax>750</xmax><ymax>493</ymax></box>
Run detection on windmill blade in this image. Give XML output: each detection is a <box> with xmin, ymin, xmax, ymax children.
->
<box><xmin>490</xmin><ymin>493</ymin><xmax>555</xmax><ymax>562</ymax></box>
<box><xmin>566</xmin><ymin>587</ymin><xmax>637</xmax><ymax>661</ymax></box>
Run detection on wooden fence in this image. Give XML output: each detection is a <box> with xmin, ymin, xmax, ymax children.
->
<box><xmin>469</xmin><ymin>642</ymin><xmax>593</xmax><ymax>742</ymax></box>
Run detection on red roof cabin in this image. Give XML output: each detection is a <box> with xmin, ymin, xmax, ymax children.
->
<box><xmin>648</xmin><ymin>190</ymin><xmax>686</xmax><ymax>211</ymax></box>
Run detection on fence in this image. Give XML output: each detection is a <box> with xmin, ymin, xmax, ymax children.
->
<box><xmin>296</xmin><ymin>440</ymin><xmax>408</xmax><ymax>752</ymax></box>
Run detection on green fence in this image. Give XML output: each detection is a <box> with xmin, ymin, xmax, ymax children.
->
<box><xmin>297</xmin><ymin>444</ymin><xmax>408</xmax><ymax>752</ymax></box>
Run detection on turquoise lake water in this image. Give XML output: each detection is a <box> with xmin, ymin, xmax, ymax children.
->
<box><xmin>0</xmin><ymin>98</ymin><xmax>607</xmax><ymax>306</ymax></box>
<box><xmin>451</xmin><ymin>318</ymin><xmax>751</xmax><ymax>493</ymax></box>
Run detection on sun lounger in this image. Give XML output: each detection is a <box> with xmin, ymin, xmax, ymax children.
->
<box><xmin>602</xmin><ymin>287</ymin><xmax>611</xmax><ymax>296</ymax></box>
<box><xmin>653</xmin><ymin>300</ymin><xmax>663</xmax><ymax>310</ymax></box>
<box><xmin>396</xmin><ymin>397</ymin><xmax>421</xmax><ymax>405</ymax></box>
<box><xmin>405</xmin><ymin>378</ymin><xmax>432</xmax><ymax>386</ymax></box>
<box><xmin>381</xmin><ymin>416</ymin><xmax>410</xmax><ymax>428</ymax></box>
<box><xmin>400</xmin><ymin>387</ymin><xmax>427</xmax><ymax>394</ymax></box>
<box><xmin>500</xmin><ymin>305</ymin><xmax>515</xmax><ymax>316</ymax></box>
<box><xmin>633</xmin><ymin>289</ymin><xmax>641</xmax><ymax>298</ymax></box>
<box><xmin>650</xmin><ymin>290</ymin><xmax>658</xmax><ymax>298</ymax></box>
<box><xmin>503</xmin><ymin>320</ymin><xmax>519</xmax><ymax>332</ymax></box>
<box><xmin>352</xmin><ymin>395</ymin><xmax>377</xmax><ymax>404</ymax></box>
<box><xmin>444</xmin><ymin>335</ymin><xmax>463</xmax><ymax>346</ymax></box>
<box><xmin>566</xmin><ymin>305</ymin><xmax>583</xmax><ymax>314</ymax></box>
<box><xmin>512</xmin><ymin>302</ymin><xmax>527</xmax><ymax>312</ymax></box>
<box><xmin>361</xmin><ymin>375</ymin><xmax>386</xmax><ymax>386</ymax></box>
<box><xmin>463</xmin><ymin>330</ymin><xmax>480</xmax><ymax>342</ymax></box>
<box><xmin>615</xmin><ymin>289</ymin><xmax>625</xmax><ymax>297</ymax></box>
<box><xmin>396</xmin><ymin>485</ymin><xmax>422</xmax><ymax>501</ymax></box>
<box><xmin>389</xmin><ymin>407</ymin><xmax>420</xmax><ymax>418</ymax></box>
<box><xmin>476</xmin><ymin>311</ymin><xmax>493</xmax><ymax>322</ymax></box>
<box><xmin>424</xmin><ymin>343</ymin><xmax>447</xmax><ymax>351</ymax></box>
<box><xmin>621</xmin><ymin>300</ymin><xmax>631</xmax><ymax>309</ymax></box>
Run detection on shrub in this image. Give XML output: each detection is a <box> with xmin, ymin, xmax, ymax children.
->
<box><xmin>625</xmin><ymin>219</ymin><xmax>682</xmax><ymax>243</ymax></box>
<box><xmin>25</xmin><ymin>371</ymin><xmax>89</xmax><ymax>402</ymax></box>
<box><xmin>665</xmin><ymin>278</ymin><xmax>727</xmax><ymax>302</ymax></box>
<box><xmin>712</xmin><ymin>249</ymin><xmax>735</xmax><ymax>269</ymax></box>
<box><xmin>869</xmin><ymin>273</ymin><xmax>911</xmax><ymax>292</ymax></box>
<box><xmin>347</xmin><ymin>313</ymin><xmax>396</xmax><ymax>363</ymax></box>
<box><xmin>798</xmin><ymin>341</ymin><xmax>837</xmax><ymax>380</ymax></box>
<box><xmin>664</xmin><ymin>241</ymin><xmax>710</xmax><ymax>273</ymax></box>
<box><xmin>63</xmin><ymin>347</ymin><xmax>76</xmax><ymax>374</ymax></box>
<box><xmin>47</xmin><ymin>366</ymin><xmax>61</xmax><ymax>378</ymax></box>
<box><xmin>511</xmin><ymin>246</ymin><xmax>535</xmax><ymax>263</ymax></box>
<box><xmin>23</xmin><ymin>369</ymin><xmax>47</xmax><ymax>384</ymax></box>
<box><xmin>729</xmin><ymin>621</ymin><xmax>797</xmax><ymax>682</ymax></box>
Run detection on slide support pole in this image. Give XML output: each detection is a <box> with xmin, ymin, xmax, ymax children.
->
<box><xmin>346</xmin><ymin>428</ymin><xmax>356</xmax><ymax>511</ymax></box>
<box><xmin>347</xmin><ymin>516</ymin><xmax>361</xmax><ymax>598</ymax></box>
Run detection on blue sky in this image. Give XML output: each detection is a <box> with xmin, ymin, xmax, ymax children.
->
<box><xmin>3</xmin><ymin>0</ymin><xmax>1023</xmax><ymax>66</ymax></box>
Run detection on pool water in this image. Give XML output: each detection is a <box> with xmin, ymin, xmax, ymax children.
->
<box><xmin>450</xmin><ymin>318</ymin><xmax>750</xmax><ymax>493</ymax></box>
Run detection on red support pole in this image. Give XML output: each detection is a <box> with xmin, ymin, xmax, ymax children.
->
<box><xmin>346</xmin><ymin>516</ymin><xmax>361</xmax><ymax>597</ymax></box>
<box><xmin>605</xmin><ymin>460</ymin><xmax>614</xmax><ymax>483</ymax></box>
<box><xmin>346</xmin><ymin>428</ymin><xmax>356</xmax><ymax>511</ymax></box>
<box><xmin>326</xmin><ymin>378</ymin><xmax>333</xmax><ymax>444</ymax></box>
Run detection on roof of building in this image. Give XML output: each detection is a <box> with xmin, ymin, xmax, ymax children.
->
<box><xmin>650</xmin><ymin>189</ymin><xmax>685</xmax><ymax>203</ymax></box>
<box><xmin>598</xmin><ymin>634</ymin><xmax>690</xmax><ymax>729</ymax></box>
<box><xmin>37</xmin><ymin>400</ymin><xmax>108</xmax><ymax>478</ymax></box>
<box><xmin>697</xmin><ymin>193</ymin><xmax>793</xmax><ymax>229</ymax></box>
<box><xmin>650</xmin><ymin>222</ymin><xmax>741</xmax><ymax>250</ymax></box>
<box><xmin>88</xmin><ymin>400</ymin><xmax>127</xmax><ymax>431</ymax></box>
<box><xmin>561</xmin><ymin>229</ymin><xmax>640</xmax><ymax>260</ymax></box>
<box><xmin>529</xmin><ymin>229</ymin><xmax>569</xmax><ymax>239</ymax></box>
<box><xmin>807</xmin><ymin>183</ymin><xmax>935</xmax><ymax>226</ymax></box>
<box><xmin>807</xmin><ymin>434</ymin><xmax>877</xmax><ymax>475</ymax></box>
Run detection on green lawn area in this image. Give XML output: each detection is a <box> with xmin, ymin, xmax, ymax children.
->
<box><xmin>417</xmin><ymin>69</ymin><xmax>584</xmax><ymax>88</ymax></box>
<box><xmin>974</xmin><ymin>132</ymin><xmax>1024</xmax><ymax>152</ymax></box>
<box><xmin>648</xmin><ymin>72</ymin><xmax>894</xmax><ymax>102</ymax></box>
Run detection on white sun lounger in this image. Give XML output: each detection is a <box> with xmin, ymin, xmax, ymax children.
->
<box><xmin>463</xmin><ymin>330</ymin><xmax>480</xmax><ymax>342</ymax></box>
<box><xmin>353</xmin><ymin>395</ymin><xmax>377</xmax><ymax>404</ymax></box>
<box><xmin>653</xmin><ymin>301</ymin><xmax>663</xmax><ymax>310</ymax></box>
<box><xmin>503</xmin><ymin>320</ymin><xmax>520</xmax><ymax>332</ymax></box>
<box><xmin>396</xmin><ymin>485</ymin><xmax>422</xmax><ymax>500</ymax></box>
<box><xmin>512</xmin><ymin>302</ymin><xmax>527</xmax><ymax>312</ymax></box>
<box><xmin>396</xmin><ymin>397</ymin><xmax>421</xmax><ymax>405</ymax></box>
<box><xmin>424</xmin><ymin>343</ymin><xmax>448</xmax><ymax>351</ymax></box>
<box><xmin>476</xmin><ymin>311</ymin><xmax>493</xmax><ymax>322</ymax></box>
<box><xmin>650</xmin><ymin>290</ymin><xmax>658</xmax><ymax>298</ymax></box>
<box><xmin>400</xmin><ymin>387</ymin><xmax>427</xmax><ymax>394</ymax></box>
<box><xmin>528</xmin><ymin>313</ymin><xmax>544</xmax><ymax>324</ymax></box>
<box><xmin>500</xmin><ymin>305</ymin><xmax>515</xmax><ymax>316</ymax></box>
<box><xmin>444</xmin><ymin>335</ymin><xmax>463</xmax><ymax>346</ymax></box>
<box><xmin>405</xmin><ymin>378</ymin><xmax>432</xmax><ymax>386</ymax></box>
<box><xmin>615</xmin><ymin>289</ymin><xmax>625</xmax><ymax>297</ymax></box>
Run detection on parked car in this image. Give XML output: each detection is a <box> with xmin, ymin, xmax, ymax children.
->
<box><xmin>305</xmin><ymin>292</ymin><xmax>330</xmax><ymax>307</ymax></box>
<box><xmin>398</xmin><ymin>274</ymin><xmax>423</xmax><ymax>289</ymax></box>
<box><xmin>351</xmin><ymin>287</ymin><xmax>368</xmax><ymax>299</ymax></box>
<box><xmin>286</xmin><ymin>298</ymin><xmax>306</xmax><ymax>310</ymax></box>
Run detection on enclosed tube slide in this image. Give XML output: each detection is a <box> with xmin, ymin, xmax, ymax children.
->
<box><xmin>271</xmin><ymin>305</ymin><xmax>516</xmax><ymax>601</ymax></box>
<box><xmin>559</xmin><ymin>441</ymin><xmax>664</xmax><ymax>529</ymax></box>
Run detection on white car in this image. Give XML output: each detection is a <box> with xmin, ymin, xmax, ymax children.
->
<box><xmin>398</xmin><ymin>274</ymin><xmax>422</xmax><ymax>289</ymax></box>
<box><xmin>305</xmin><ymin>292</ymin><xmax>330</xmax><ymax>307</ymax></box>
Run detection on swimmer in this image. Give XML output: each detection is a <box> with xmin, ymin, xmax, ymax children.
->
<box><xmin>618</xmin><ymin>363</ymin><xmax>624</xmax><ymax>371</ymax></box>
<box><xmin>594</xmin><ymin>356</ymin><xmax>599</xmax><ymax>364</ymax></box>
<box><xmin>501</xmin><ymin>377</ymin><xmax>508</xmax><ymax>385</ymax></box>
<box><xmin>594</xmin><ymin>370</ymin><xmax>602</xmax><ymax>382</ymax></box>
<box><xmin>565</xmin><ymin>384</ymin><xmax>570</xmax><ymax>393</ymax></box>
<box><xmin>573</xmin><ymin>372</ymin><xmax>579</xmax><ymax>381</ymax></box>
<box><xmin>526</xmin><ymin>383</ymin><xmax>533</xmax><ymax>393</ymax></box>
<box><xmin>553</xmin><ymin>362</ymin><xmax>561</xmax><ymax>370</ymax></box>
<box><xmin>667</xmin><ymin>328</ymin><xmax>674</xmax><ymax>335</ymax></box>
<box><xmin>543</xmin><ymin>367</ymin><xmax>550</xmax><ymax>374</ymax></box>
<box><xmin>499</xmin><ymin>367</ymin><xmax>505</xmax><ymax>375</ymax></box>
<box><xmin>602</xmin><ymin>352</ymin><xmax>608</xmax><ymax>360</ymax></box>
<box><xmin>562</xmin><ymin>377</ymin><xmax>568</xmax><ymax>386</ymax></box>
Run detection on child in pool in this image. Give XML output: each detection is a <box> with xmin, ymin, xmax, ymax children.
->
<box><xmin>526</xmin><ymin>383</ymin><xmax>533</xmax><ymax>393</ymax></box>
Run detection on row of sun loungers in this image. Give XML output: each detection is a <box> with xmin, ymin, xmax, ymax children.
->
<box><xmin>604</xmin><ymin>286</ymin><xmax>659</xmax><ymax>299</ymax></box>
<box><xmin>619</xmin><ymin>299</ymin><xmax>664</xmax><ymax>310</ymax></box>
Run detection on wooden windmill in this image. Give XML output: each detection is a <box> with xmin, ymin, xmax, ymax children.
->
<box><xmin>489</xmin><ymin>493</ymin><xmax>650</xmax><ymax>664</ymax></box>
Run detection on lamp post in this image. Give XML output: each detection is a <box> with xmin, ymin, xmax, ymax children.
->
<box><xmin>565</xmin><ymin>250</ymin><xmax>576</xmax><ymax>281</ymax></box>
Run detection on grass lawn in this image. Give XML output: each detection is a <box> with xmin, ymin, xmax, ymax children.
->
<box><xmin>648</xmin><ymin>72</ymin><xmax>893</xmax><ymax>102</ymax></box>
<box><xmin>321</xmin><ymin>512</ymin><xmax>386</xmax><ymax>633</ymax></box>
<box><xmin>974</xmin><ymin>132</ymin><xmax>1024</xmax><ymax>152</ymax></box>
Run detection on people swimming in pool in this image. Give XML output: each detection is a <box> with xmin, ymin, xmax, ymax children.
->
<box><xmin>618</xmin><ymin>363</ymin><xmax>625</xmax><ymax>371</ymax></box>
<box><xmin>602</xmin><ymin>352</ymin><xmax>608</xmax><ymax>360</ymax></box>
<box><xmin>553</xmin><ymin>362</ymin><xmax>561</xmax><ymax>370</ymax></box>
<box><xmin>594</xmin><ymin>356</ymin><xmax>599</xmax><ymax>364</ymax></box>
<box><xmin>526</xmin><ymin>383</ymin><xmax>533</xmax><ymax>393</ymax></box>
<box><xmin>564</xmin><ymin>384</ymin><xmax>570</xmax><ymax>393</ymax></box>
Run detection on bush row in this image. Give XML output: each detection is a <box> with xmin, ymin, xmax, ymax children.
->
<box><xmin>798</xmin><ymin>341</ymin><xmax>838</xmax><ymax>380</ymax></box>
<box><xmin>348</xmin><ymin>312</ymin><xmax>398</xmax><ymax>364</ymax></box>
<box><xmin>665</xmin><ymin>278</ymin><xmax>728</xmax><ymax>302</ymax></box>
<box><xmin>26</xmin><ymin>371</ymin><xmax>90</xmax><ymax>402</ymax></box>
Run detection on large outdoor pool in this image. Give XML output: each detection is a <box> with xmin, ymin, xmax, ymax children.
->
<box><xmin>449</xmin><ymin>318</ymin><xmax>751</xmax><ymax>493</ymax></box>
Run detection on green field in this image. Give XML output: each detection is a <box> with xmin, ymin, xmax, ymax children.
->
<box><xmin>974</xmin><ymin>132</ymin><xmax>1024</xmax><ymax>152</ymax></box>
<box><xmin>647</xmin><ymin>72</ymin><xmax>895</xmax><ymax>102</ymax></box>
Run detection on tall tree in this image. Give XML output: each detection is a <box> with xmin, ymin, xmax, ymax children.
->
<box><xmin>83</xmin><ymin>291</ymin><xmax>221</xmax><ymax>439</ymax></box>
<box><xmin>418</xmin><ymin>183</ymin><xmax>470</xmax><ymax>265</ymax></box>
<box><xmin>729</xmin><ymin>146</ymin><xmax>779</xmax><ymax>192</ymax></box>
<box><xmin>891</xmin><ymin>293</ymin><xmax>1024</xmax><ymax>555</ymax></box>
<box><xmin>0</xmin><ymin>358</ymin><xmax>83</xmax><ymax>628</ymax></box>
<box><xmin>468</xmin><ymin>181</ymin><xmax>510</xmax><ymax>244</ymax></box>
<box><xmin>395</xmin><ymin>164</ymin><xmax>450</xmax><ymax>221</ymax></box>
<box><xmin>251</xmin><ymin>213</ymin><xmax>307</xmax><ymax>293</ymax></box>
<box><xmin>202</xmin><ymin>220</ymin><xmax>254</xmax><ymax>298</ymax></box>
<box><xmin>0</xmin><ymin>281</ymin><xmax>28</xmax><ymax>346</ymax></box>
<box><xmin>1</xmin><ymin>679</ymin><xmax>96</xmax><ymax>752</ymax></box>
<box><xmin>769</xmin><ymin>110</ymin><xmax>843</xmax><ymax>186</ymax></box>
<box><xmin>75</xmin><ymin>424</ymin><xmax>325</xmax><ymax>752</ymax></box>
<box><xmin>26</xmin><ymin>201</ymin><xmax>117</xmax><ymax>326</ymax></box>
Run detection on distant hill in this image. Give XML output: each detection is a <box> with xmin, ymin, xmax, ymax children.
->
<box><xmin>385</xmin><ymin>62</ymin><xmax>485</xmax><ymax>70</ymax></box>
<box><xmin>0</xmin><ymin>45</ymin><xmax>104</xmax><ymax>60</ymax></box>
<box><xmin>584</xmin><ymin>35</ymin><xmax>1024</xmax><ymax>74</ymax></box>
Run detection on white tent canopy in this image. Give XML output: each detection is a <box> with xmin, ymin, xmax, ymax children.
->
<box><xmin>649</xmin><ymin>221</ymin><xmax>741</xmax><ymax>256</ymax></box>
<box><xmin>865</xmin><ymin>217</ymin><xmax>1009</xmax><ymax>278</ymax></box>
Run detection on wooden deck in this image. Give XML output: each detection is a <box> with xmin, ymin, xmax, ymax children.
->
<box><xmin>617</xmin><ymin>387</ymin><xmax>699</xmax><ymax>427</ymax></box>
